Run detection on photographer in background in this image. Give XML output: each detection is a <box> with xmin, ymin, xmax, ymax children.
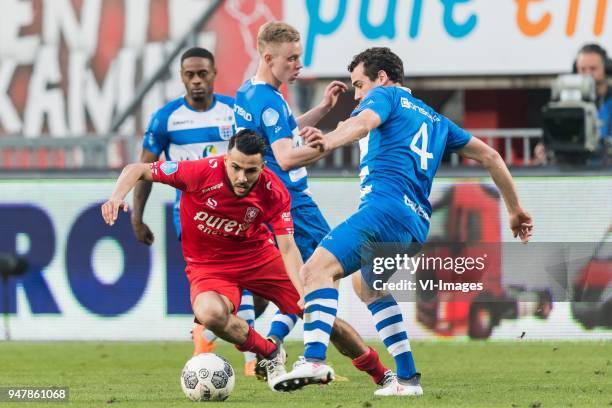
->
<box><xmin>575</xmin><ymin>44</ymin><xmax>612</xmax><ymax>130</ymax></box>
<box><xmin>536</xmin><ymin>43</ymin><xmax>612</xmax><ymax>166</ymax></box>
<box><xmin>574</xmin><ymin>43</ymin><xmax>612</xmax><ymax>159</ymax></box>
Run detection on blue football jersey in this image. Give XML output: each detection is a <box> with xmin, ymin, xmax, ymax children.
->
<box><xmin>352</xmin><ymin>86</ymin><xmax>472</xmax><ymax>242</ymax></box>
<box><xmin>142</xmin><ymin>94</ymin><xmax>236</xmax><ymax>236</ymax></box>
<box><xmin>234</xmin><ymin>79</ymin><xmax>311</xmax><ymax>208</ymax></box>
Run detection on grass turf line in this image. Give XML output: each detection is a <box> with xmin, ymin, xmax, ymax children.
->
<box><xmin>0</xmin><ymin>341</ymin><xmax>610</xmax><ymax>407</ymax></box>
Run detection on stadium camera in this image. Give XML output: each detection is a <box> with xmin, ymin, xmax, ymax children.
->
<box><xmin>541</xmin><ymin>74</ymin><xmax>601</xmax><ymax>164</ymax></box>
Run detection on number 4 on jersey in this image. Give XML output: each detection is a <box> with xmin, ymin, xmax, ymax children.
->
<box><xmin>410</xmin><ymin>122</ymin><xmax>434</xmax><ymax>170</ymax></box>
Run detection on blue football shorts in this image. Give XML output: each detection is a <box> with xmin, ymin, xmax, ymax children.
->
<box><xmin>320</xmin><ymin>203</ymin><xmax>420</xmax><ymax>280</ymax></box>
<box><xmin>292</xmin><ymin>200</ymin><xmax>331</xmax><ymax>262</ymax></box>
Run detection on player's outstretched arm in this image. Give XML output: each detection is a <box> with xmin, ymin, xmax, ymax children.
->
<box><xmin>457</xmin><ymin>137</ymin><xmax>533</xmax><ymax>242</ymax></box>
<box><xmin>101</xmin><ymin>163</ymin><xmax>153</xmax><ymax>226</ymax></box>
<box><xmin>296</xmin><ymin>80</ymin><xmax>347</xmax><ymax>129</ymax></box>
<box><xmin>276</xmin><ymin>234</ymin><xmax>305</xmax><ymax>307</ymax></box>
<box><xmin>131</xmin><ymin>149</ymin><xmax>159</xmax><ymax>245</ymax></box>
<box><xmin>271</xmin><ymin>134</ymin><xmax>328</xmax><ymax>171</ymax></box>
<box><xmin>309</xmin><ymin>109</ymin><xmax>381</xmax><ymax>152</ymax></box>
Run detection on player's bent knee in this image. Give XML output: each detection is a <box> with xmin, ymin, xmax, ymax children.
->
<box><xmin>198</xmin><ymin>308</ymin><xmax>229</xmax><ymax>332</ymax></box>
<box><xmin>300</xmin><ymin>262</ymin><xmax>329</xmax><ymax>288</ymax></box>
<box><xmin>193</xmin><ymin>293</ymin><xmax>230</xmax><ymax>332</ymax></box>
<box><xmin>300</xmin><ymin>248</ymin><xmax>343</xmax><ymax>288</ymax></box>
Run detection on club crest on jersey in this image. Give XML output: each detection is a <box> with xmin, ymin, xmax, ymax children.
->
<box><xmin>244</xmin><ymin>207</ymin><xmax>259</xmax><ymax>223</ymax></box>
<box><xmin>160</xmin><ymin>161</ymin><xmax>178</xmax><ymax>175</ymax></box>
<box><xmin>219</xmin><ymin>125</ymin><xmax>233</xmax><ymax>140</ymax></box>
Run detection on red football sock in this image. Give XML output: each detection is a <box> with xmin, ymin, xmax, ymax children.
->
<box><xmin>352</xmin><ymin>346</ymin><xmax>388</xmax><ymax>384</ymax></box>
<box><xmin>235</xmin><ymin>326</ymin><xmax>276</xmax><ymax>358</ymax></box>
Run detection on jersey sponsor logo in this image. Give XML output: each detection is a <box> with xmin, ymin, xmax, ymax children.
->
<box><xmin>203</xmin><ymin>145</ymin><xmax>218</xmax><ymax>157</ymax></box>
<box><xmin>400</xmin><ymin>97</ymin><xmax>440</xmax><ymax>123</ymax></box>
<box><xmin>262</xmin><ymin>107</ymin><xmax>280</xmax><ymax>127</ymax></box>
<box><xmin>281</xmin><ymin>211</ymin><xmax>292</xmax><ymax>222</ymax></box>
<box><xmin>172</xmin><ymin>119</ymin><xmax>193</xmax><ymax>126</ymax></box>
<box><xmin>202</xmin><ymin>182</ymin><xmax>223</xmax><ymax>194</ymax></box>
<box><xmin>168</xmin><ymin>142</ymin><xmax>228</xmax><ymax>162</ymax></box>
<box><xmin>193</xmin><ymin>211</ymin><xmax>243</xmax><ymax>235</ymax></box>
<box><xmin>208</xmin><ymin>159</ymin><xmax>218</xmax><ymax>168</ymax></box>
<box><xmin>234</xmin><ymin>105</ymin><xmax>252</xmax><ymax>122</ymax></box>
<box><xmin>206</xmin><ymin>198</ymin><xmax>218</xmax><ymax>209</ymax></box>
<box><xmin>404</xmin><ymin>195</ymin><xmax>431</xmax><ymax>222</ymax></box>
<box><xmin>160</xmin><ymin>161</ymin><xmax>178</xmax><ymax>175</ymax></box>
<box><xmin>244</xmin><ymin>207</ymin><xmax>260</xmax><ymax>223</ymax></box>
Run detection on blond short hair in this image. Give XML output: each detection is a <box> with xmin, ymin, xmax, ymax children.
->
<box><xmin>257</xmin><ymin>22</ymin><xmax>300</xmax><ymax>53</ymax></box>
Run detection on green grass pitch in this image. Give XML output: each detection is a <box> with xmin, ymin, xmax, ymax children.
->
<box><xmin>0</xmin><ymin>341</ymin><xmax>610</xmax><ymax>407</ymax></box>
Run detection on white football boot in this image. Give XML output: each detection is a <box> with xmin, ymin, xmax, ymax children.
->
<box><xmin>271</xmin><ymin>356</ymin><xmax>335</xmax><ymax>392</ymax></box>
<box><xmin>374</xmin><ymin>372</ymin><xmax>423</xmax><ymax>396</ymax></box>
<box><xmin>258</xmin><ymin>343</ymin><xmax>287</xmax><ymax>392</ymax></box>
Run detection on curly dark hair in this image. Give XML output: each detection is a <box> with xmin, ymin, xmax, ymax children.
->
<box><xmin>228</xmin><ymin>129</ymin><xmax>267</xmax><ymax>157</ymax></box>
<box><xmin>348</xmin><ymin>47</ymin><xmax>404</xmax><ymax>85</ymax></box>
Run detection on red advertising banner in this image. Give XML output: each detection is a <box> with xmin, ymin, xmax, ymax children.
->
<box><xmin>0</xmin><ymin>0</ymin><xmax>283</xmax><ymax>137</ymax></box>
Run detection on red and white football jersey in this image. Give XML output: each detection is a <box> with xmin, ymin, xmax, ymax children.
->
<box><xmin>151</xmin><ymin>156</ymin><xmax>294</xmax><ymax>270</ymax></box>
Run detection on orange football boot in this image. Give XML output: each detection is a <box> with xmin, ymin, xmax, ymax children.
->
<box><xmin>191</xmin><ymin>323</ymin><xmax>216</xmax><ymax>355</ymax></box>
<box><xmin>244</xmin><ymin>359</ymin><xmax>256</xmax><ymax>377</ymax></box>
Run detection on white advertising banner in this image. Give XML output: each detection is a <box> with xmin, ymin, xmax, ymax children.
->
<box><xmin>0</xmin><ymin>177</ymin><xmax>611</xmax><ymax>341</ymax></box>
<box><xmin>285</xmin><ymin>0</ymin><xmax>612</xmax><ymax>76</ymax></box>
<box><xmin>3</xmin><ymin>0</ymin><xmax>611</xmax><ymax>140</ymax></box>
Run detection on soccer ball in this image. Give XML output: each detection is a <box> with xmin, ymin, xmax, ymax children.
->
<box><xmin>180</xmin><ymin>353</ymin><xmax>235</xmax><ymax>401</ymax></box>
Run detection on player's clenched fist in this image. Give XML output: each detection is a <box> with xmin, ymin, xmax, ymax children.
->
<box><xmin>101</xmin><ymin>198</ymin><xmax>129</xmax><ymax>226</ymax></box>
<box><xmin>300</xmin><ymin>126</ymin><xmax>326</xmax><ymax>152</ymax></box>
